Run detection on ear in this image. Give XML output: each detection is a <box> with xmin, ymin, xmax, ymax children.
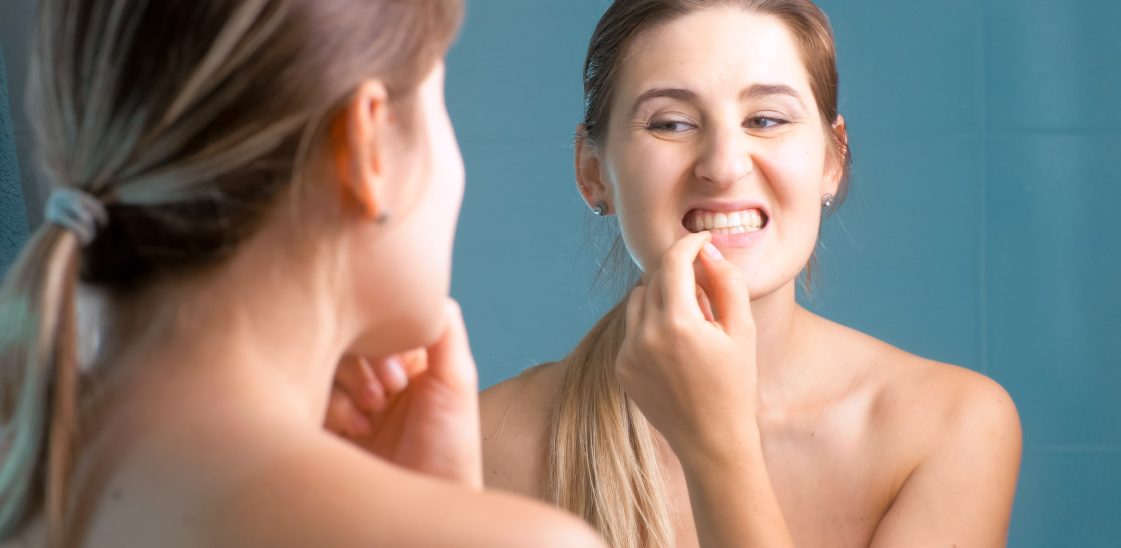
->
<box><xmin>824</xmin><ymin>114</ymin><xmax>848</xmax><ymax>195</ymax></box>
<box><xmin>574</xmin><ymin>125</ymin><xmax>612</xmax><ymax>214</ymax></box>
<box><xmin>331</xmin><ymin>80</ymin><xmax>391</xmax><ymax>220</ymax></box>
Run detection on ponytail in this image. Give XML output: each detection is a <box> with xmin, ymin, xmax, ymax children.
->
<box><xmin>0</xmin><ymin>226</ymin><xmax>83</xmax><ymax>546</ymax></box>
<box><xmin>546</xmin><ymin>295</ymin><xmax>675</xmax><ymax>548</ymax></box>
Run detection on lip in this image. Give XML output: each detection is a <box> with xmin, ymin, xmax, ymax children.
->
<box><xmin>707</xmin><ymin>223</ymin><xmax>768</xmax><ymax>247</ymax></box>
<box><xmin>681</xmin><ymin>199</ymin><xmax>772</xmax><ymax>248</ymax></box>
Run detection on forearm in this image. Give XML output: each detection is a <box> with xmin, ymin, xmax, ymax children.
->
<box><xmin>678</xmin><ymin>425</ymin><xmax>795</xmax><ymax>548</ymax></box>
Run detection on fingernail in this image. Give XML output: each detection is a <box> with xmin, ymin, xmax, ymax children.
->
<box><xmin>382</xmin><ymin>358</ymin><xmax>408</xmax><ymax>392</ymax></box>
<box><xmin>704</xmin><ymin>242</ymin><xmax>723</xmax><ymax>260</ymax></box>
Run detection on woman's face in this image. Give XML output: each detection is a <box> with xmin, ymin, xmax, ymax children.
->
<box><xmin>589</xmin><ymin>7</ymin><xmax>842</xmax><ymax>298</ymax></box>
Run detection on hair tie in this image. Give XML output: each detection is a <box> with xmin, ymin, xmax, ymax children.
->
<box><xmin>45</xmin><ymin>188</ymin><xmax>109</xmax><ymax>246</ymax></box>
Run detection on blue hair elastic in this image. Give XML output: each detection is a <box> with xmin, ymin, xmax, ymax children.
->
<box><xmin>44</xmin><ymin>188</ymin><xmax>109</xmax><ymax>246</ymax></box>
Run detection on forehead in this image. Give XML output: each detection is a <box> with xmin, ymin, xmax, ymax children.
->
<box><xmin>616</xmin><ymin>7</ymin><xmax>812</xmax><ymax>103</ymax></box>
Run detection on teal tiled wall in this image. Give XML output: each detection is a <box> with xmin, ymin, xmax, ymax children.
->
<box><xmin>0</xmin><ymin>48</ymin><xmax>29</xmax><ymax>276</ymax></box>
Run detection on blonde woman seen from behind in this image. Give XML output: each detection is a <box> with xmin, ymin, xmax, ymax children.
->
<box><xmin>0</xmin><ymin>1</ymin><xmax>605</xmax><ymax>547</ymax></box>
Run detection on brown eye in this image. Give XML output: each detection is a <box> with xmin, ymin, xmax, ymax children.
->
<box><xmin>745</xmin><ymin>116</ymin><xmax>787</xmax><ymax>129</ymax></box>
<box><xmin>647</xmin><ymin>120</ymin><xmax>695</xmax><ymax>133</ymax></box>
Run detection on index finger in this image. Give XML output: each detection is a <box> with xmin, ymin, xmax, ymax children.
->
<box><xmin>696</xmin><ymin>242</ymin><xmax>753</xmax><ymax>334</ymax></box>
<box><xmin>657</xmin><ymin>231</ymin><xmax>712</xmax><ymax>317</ymax></box>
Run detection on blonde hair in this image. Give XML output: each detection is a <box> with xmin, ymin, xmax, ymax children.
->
<box><xmin>0</xmin><ymin>0</ymin><xmax>461</xmax><ymax>545</ymax></box>
<box><xmin>546</xmin><ymin>1</ymin><xmax>850</xmax><ymax>546</ymax></box>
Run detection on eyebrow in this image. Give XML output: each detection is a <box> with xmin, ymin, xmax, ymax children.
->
<box><xmin>740</xmin><ymin>83</ymin><xmax>805</xmax><ymax>107</ymax></box>
<box><xmin>629</xmin><ymin>88</ymin><xmax>697</xmax><ymax>117</ymax></box>
<box><xmin>629</xmin><ymin>83</ymin><xmax>806</xmax><ymax>117</ymax></box>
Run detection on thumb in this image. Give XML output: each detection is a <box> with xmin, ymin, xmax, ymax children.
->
<box><xmin>424</xmin><ymin>299</ymin><xmax>479</xmax><ymax>390</ymax></box>
<box><xmin>696</xmin><ymin>243</ymin><xmax>753</xmax><ymax>334</ymax></box>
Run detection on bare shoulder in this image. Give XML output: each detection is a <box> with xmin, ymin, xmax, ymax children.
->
<box><xmin>880</xmin><ymin>345</ymin><xmax>1017</xmax><ymax>447</ymax></box>
<box><xmin>214</xmin><ymin>429</ymin><xmax>603</xmax><ymax>548</ymax></box>
<box><xmin>823</xmin><ymin>317</ymin><xmax>1021</xmax><ymax>459</ymax></box>
<box><xmin>479</xmin><ymin>361</ymin><xmax>567</xmax><ymax>498</ymax></box>
<box><xmin>817</xmin><ymin>318</ymin><xmax>1023</xmax><ymax>543</ymax></box>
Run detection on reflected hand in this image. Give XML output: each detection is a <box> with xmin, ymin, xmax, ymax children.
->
<box><xmin>616</xmin><ymin>232</ymin><xmax>758</xmax><ymax>459</ymax></box>
<box><xmin>325</xmin><ymin>300</ymin><xmax>482</xmax><ymax>488</ymax></box>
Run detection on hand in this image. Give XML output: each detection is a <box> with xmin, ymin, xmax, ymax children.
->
<box><xmin>616</xmin><ymin>232</ymin><xmax>758</xmax><ymax>461</ymax></box>
<box><xmin>325</xmin><ymin>300</ymin><xmax>483</xmax><ymax>488</ymax></box>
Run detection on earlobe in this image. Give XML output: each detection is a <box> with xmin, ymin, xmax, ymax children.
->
<box><xmin>331</xmin><ymin>80</ymin><xmax>391</xmax><ymax>220</ymax></box>
<box><xmin>574</xmin><ymin>126</ymin><xmax>611</xmax><ymax>214</ymax></box>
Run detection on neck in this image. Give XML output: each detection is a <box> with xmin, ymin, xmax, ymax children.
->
<box><xmin>97</xmin><ymin>223</ymin><xmax>354</xmax><ymax>428</ymax></box>
<box><xmin>746</xmin><ymin>279</ymin><xmax>819</xmax><ymax>409</ymax></box>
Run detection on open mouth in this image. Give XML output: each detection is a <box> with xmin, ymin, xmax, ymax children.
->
<box><xmin>684</xmin><ymin>208</ymin><xmax>769</xmax><ymax>234</ymax></box>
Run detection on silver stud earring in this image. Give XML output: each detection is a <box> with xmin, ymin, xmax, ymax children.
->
<box><xmin>593</xmin><ymin>201</ymin><xmax>609</xmax><ymax>216</ymax></box>
<box><xmin>821</xmin><ymin>193</ymin><xmax>835</xmax><ymax>209</ymax></box>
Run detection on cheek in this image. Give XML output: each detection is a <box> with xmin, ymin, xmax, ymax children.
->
<box><xmin>436</xmin><ymin>112</ymin><xmax>466</xmax><ymax>209</ymax></box>
<box><xmin>608</xmin><ymin>143</ymin><xmax>685</xmax><ymax>272</ymax></box>
<box><xmin>764</xmin><ymin>137</ymin><xmax>829</xmax><ymax>216</ymax></box>
<box><xmin>356</xmin><ymin>131</ymin><xmax>462</xmax><ymax>355</ymax></box>
<box><xmin>413</xmin><ymin>121</ymin><xmax>461</xmax><ymax>293</ymax></box>
<box><xmin>418</xmin><ymin>107</ymin><xmax>464</xmax><ymax>254</ymax></box>
<box><xmin>362</xmin><ymin>200</ymin><xmax>452</xmax><ymax>354</ymax></box>
<box><xmin>755</xmin><ymin>140</ymin><xmax>827</xmax><ymax>273</ymax></box>
<box><xmin>345</xmin><ymin>234</ymin><xmax>443</xmax><ymax>357</ymax></box>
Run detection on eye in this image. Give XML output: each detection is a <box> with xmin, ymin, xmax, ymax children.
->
<box><xmin>646</xmin><ymin>119</ymin><xmax>696</xmax><ymax>133</ymax></box>
<box><xmin>745</xmin><ymin>115</ymin><xmax>788</xmax><ymax>130</ymax></box>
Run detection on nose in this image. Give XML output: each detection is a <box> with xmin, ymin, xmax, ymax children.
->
<box><xmin>694</xmin><ymin>123</ymin><xmax>753</xmax><ymax>189</ymax></box>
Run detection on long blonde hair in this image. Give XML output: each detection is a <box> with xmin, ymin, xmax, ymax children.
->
<box><xmin>546</xmin><ymin>1</ymin><xmax>851</xmax><ymax>546</ymax></box>
<box><xmin>0</xmin><ymin>1</ymin><xmax>461</xmax><ymax>545</ymax></box>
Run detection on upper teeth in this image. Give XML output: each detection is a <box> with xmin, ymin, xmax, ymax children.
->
<box><xmin>687</xmin><ymin>209</ymin><xmax>765</xmax><ymax>233</ymax></box>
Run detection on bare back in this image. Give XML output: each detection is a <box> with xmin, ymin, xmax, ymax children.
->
<box><xmin>5</xmin><ymin>381</ymin><xmax>599</xmax><ymax>548</ymax></box>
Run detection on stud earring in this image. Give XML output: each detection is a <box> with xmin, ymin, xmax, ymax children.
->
<box><xmin>821</xmin><ymin>193</ymin><xmax>835</xmax><ymax>209</ymax></box>
<box><xmin>593</xmin><ymin>201</ymin><xmax>609</xmax><ymax>216</ymax></box>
